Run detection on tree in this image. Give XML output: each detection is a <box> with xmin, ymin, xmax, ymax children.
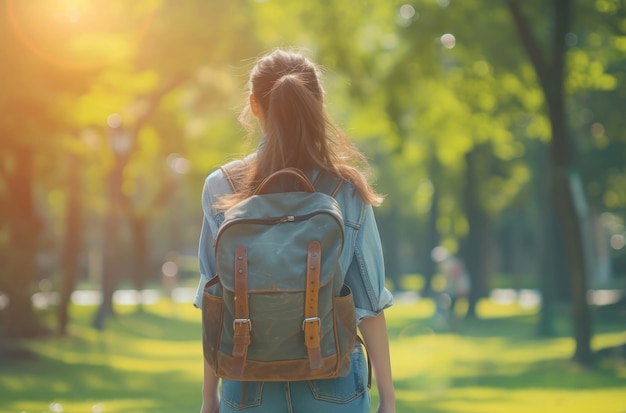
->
<box><xmin>0</xmin><ymin>1</ymin><xmax>100</xmax><ymax>337</ymax></box>
<box><xmin>1</xmin><ymin>0</ymin><xmax>260</xmax><ymax>336</ymax></box>
<box><xmin>508</xmin><ymin>0</ymin><xmax>593</xmax><ymax>364</ymax></box>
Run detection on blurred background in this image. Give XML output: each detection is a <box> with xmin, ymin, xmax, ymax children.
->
<box><xmin>1</xmin><ymin>0</ymin><xmax>625</xmax><ymax>412</ymax></box>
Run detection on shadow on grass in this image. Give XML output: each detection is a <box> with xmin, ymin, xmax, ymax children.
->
<box><xmin>387</xmin><ymin>357</ymin><xmax>626</xmax><ymax>413</ymax></box>
<box><xmin>0</xmin><ymin>353</ymin><xmax>202</xmax><ymax>412</ymax></box>
<box><xmin>451</xmin><ymin>358</ymin><xmax>626</xmax><ymax>390</ymax></box>
<box><xmin>458</xmin><ymin>306</ymin><xmax>626</xmax><ymax>341</ymax></box>
<box><xmin>1</xmin><ymin>305</ymin><xmax>204</xmax><ymax>412</ymax></box>
<box><xmin>386</xmin><ymin>304</ymin><xmax>626</xmax><ymax>343</ymax></box>
<box><xmin>106</xmin><ymin>310</ymin><xmax>201</xmax><ymax>342</ymax></box>
<box><xmin>385</xmin><ymin>313</ymin><xmax>539</xmax><ymax>341</ymax></box>
<box><xmin>389</xmin><ymin>374</ymin><xmax>515</xmax><ymax>413</ymax></box>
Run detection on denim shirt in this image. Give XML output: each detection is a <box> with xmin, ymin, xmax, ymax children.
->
<box><xmin>193</xmin><ymin>161</ymin><xmax>393</xmax><ymax>322</ymax></box>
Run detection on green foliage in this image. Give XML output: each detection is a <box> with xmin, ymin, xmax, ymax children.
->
<box><xmin>1</xmin><ymin>0</ymin><xmax>625</xmax><ymax>348</ymax></box>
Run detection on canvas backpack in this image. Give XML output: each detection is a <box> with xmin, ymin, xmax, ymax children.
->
<box><xmin>201</xmin><ymin>163</ymin><xmax>359</xmax><ymax>382</ymax></box>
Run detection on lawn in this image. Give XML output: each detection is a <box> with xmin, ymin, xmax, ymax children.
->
<box><xmin>1</xmin><ymin>297</ymin><xmax>625</xmax><ymax>413</ymax></box>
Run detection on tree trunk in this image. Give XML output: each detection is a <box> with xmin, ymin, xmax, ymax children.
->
<box><xmin>92</xmin><ymin>151</ymin><xmax>126</xmax><ymax>329</ymax></box>
<box><xmin>546</xmin><ymin>0</ymin><xmax>593</xmax><ymax>365</ymax></box>
<box><xmin>422</xmin><ymin>152</ymin><xmax>441</xmax><ymax>297</ymax></box>
<box><xmin>461</xmin><ymin>147</ymin><xmax>490</xmax><ymax>318</ymax></box>
<box><xmin>129</xmin><ymin>215</ymin><xmax>148</xmax><ymax>311</ymax></box>
<box><xmin>550</xmin><ymin>154</ymin><xmax>593</xmax><ymax>364</ymax></box>
<box><xmin>534</xmin><ymin>140</ymin><xmax>557</xmax><ymax>337</ymax></box>
<box><xmin>509</xmin><ymin>0</ymin><xmax>593</xmax><ymax>364</ymax></box>
<box><xmin>0</xmin><ymin>146</ymin><xmax>44</xmax><ymax>338</ymax></box>
<box><xmin>423</xmin><ymin>185</ymin><xmax>440</xmax><ymax>297</ymax></box>
<box><xmin>58</xmin><ymin>154</ymin><xmax>83</xmax><ymax>336</ymax></box>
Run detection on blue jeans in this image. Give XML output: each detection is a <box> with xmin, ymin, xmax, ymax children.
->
<box><xmin>219</xmin><ymin>345</ymin><xmax>370</xmax><ymax>413</ymax></box>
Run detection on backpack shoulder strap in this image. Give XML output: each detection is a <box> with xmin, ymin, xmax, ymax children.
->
<box><xmin>312</xmin><ymin>170</ymin><xmax>344</xmax><ymax>198</ymax></box>
<box><xmin>223</xmin><ymin>162</ymin><xmax>343</xmax><ymax>196</ymax></box>
<box><xmin>220</xmin><ymin>160</ymin><xmax>243</xmax><ymax>193</ymax></box>
<box><xmin>220</xmin><ymin>153</ymin><xmax>256</xmax><ymax>194</ymax></box>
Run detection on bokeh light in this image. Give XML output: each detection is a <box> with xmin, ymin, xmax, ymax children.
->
<box><xmin>167</xmin><ymin>153</ymin><xmax>190</xmax><ymax>175</ymax></box>
<box><xmin>610</xmin><ymin>234</ymin><xmax>625</xmax><ymax>250</ymax></box>
<box><xmin>399</xmin><ymin>4</ymin><xmax>416</xmax><ymax>19</ymax></box>
<box><xmin>106</xmin><ymin>113</ymin><xmax>123</xmax><ymax>129</ymax></box>
<box><xmin>440</xmin><ymin>33</ymin><xmax>456</xmax><ymax>49</ymax></box>
<box><xmin>162</xmin><ymin>261</ymin><xmax>178</xmax><ymax>278</ymax></box>
<box><xmin>49</xmin><ymin>402</ymin><xmax>64</xmax><ymax>412</ymax></box>
<box><xmin>591</xmin><ymin>122</ymin><xmax>605</xmax><ymax>137</ymax></box>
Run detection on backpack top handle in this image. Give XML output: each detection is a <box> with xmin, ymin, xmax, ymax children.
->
<box><xmin>254</xmin><ymin>167</ymin><xmax>316</xmax><ymax>195</ymax></box>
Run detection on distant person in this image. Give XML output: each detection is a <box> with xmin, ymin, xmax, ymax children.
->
<box><xmin>431</xmin><ymin>246</ymin><xmax>471</xmax><ymax>325</ymax></box>
<box><xmin>194</xmin><ymin>49</ymin><xmax>396</xmax><ymax>413</ymax></box>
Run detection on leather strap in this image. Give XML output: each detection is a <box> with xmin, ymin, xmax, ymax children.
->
<box><xmin>220</xmin><ymin>165</ymin><xmax>237</xmax><ymax>193</ymax></box>
<box><xmin>313</xmin><ymin>170</ymin><xmax>343</xmax><ymax>198</ymax></box>
<box><xmin>303</xmin><ymin>241</ymin><xmax>322</xmax><ymax>369</ymax></box>
<box><xmin>255</xmin><ymin>168</ymin><xmax>315</xmax><ymax>195</ymax></box>
<box><xmin>231</xmin><ymin>246</ymin><xmax>251</xmax><ymax>376</ymax></box>
<box><xmin>220</xmin><ymin>159</ymin><xmax>246</xmax><ymax>193</ymax></box>
<box><xmin>204</xmin><ymin>275</ymin><xmax>220</xmax><ymax>290</ymax></box>
<box><xmin>330</xmin><ymin>179</ymin><xmax>344</xmax><ymax>197</ymax></box>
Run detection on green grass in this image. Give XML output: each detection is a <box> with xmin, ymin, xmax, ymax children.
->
<box><xmin>1</xmin><ymin>299</ymin><xmax>625</xmax><ymax>413</ymax></box>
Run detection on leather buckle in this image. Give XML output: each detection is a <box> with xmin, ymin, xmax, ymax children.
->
<box><xmin>233</xmin><ymin>318</ymin><xmax>252</xmax><ymax>332</ymax></box>
<box><xmin>302</xmin><ymin>317</ymin><xmax>320</xmax><ymax>331</ymax></box>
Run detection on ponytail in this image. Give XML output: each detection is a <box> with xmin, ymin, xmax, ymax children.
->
<box><xmin>263</xmin><ymin>73</ymin><xmax>328</xmax><ymax>175</ymax></box>
<box><xmin>214</xmin><ymin>49</ymin><xmax>383</xmax><ymax>211</ymax></box>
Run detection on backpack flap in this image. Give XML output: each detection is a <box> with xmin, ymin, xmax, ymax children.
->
<box><xmin>216</xmin><ymin>192</ymin><xmax>345</xmax><ymax>293</ymax></box>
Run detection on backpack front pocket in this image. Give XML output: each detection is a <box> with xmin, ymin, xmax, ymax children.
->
<box><xmin>202</xmin><ymin>288</ymin><xmax>224</xmax><ymax>370</ymax></box>
<box><xmin>333</xmin><ymin>285</ymin><xmax>358</xmax><ymax>376</ymax></box>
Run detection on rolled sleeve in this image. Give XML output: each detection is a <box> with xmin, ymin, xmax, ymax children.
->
<box><xmin>193</xmin><ymin>214</ymin><xmax>215</xmax><ymax>308</ymax></box>
<box><xmin>345</xmin><ymin>203</ymin><xmax>393</xmax><ymax>322</ymax></box>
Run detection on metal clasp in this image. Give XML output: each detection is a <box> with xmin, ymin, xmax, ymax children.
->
<box><xmin>233</xmin><ymin>318</ymin><xmax>252</xmax><ymax>332</ymax></box>
<box><xmin>302</xmin><ymin>317</ymin><xmax>321</xmax><ymax>331</ymax></box>
<box><xmin>278</xmin><ymin>215</ymin><xmax>295</xmax><ymax>224</ymax></box>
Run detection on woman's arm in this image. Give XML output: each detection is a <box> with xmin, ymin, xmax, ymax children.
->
<box><xmin>198</xmin><ymin>178</ymin><xmax>221</xmax><ymax>412</ymax></box>
<box><xmin>359</xmin><ymin>312</ymin><xmax>396</xmax><ymax>413</ymax></box>
<box><xmin>200</xmin><ymin>359</ymin><xmax>220</xmax><ymax>413</ymax></box>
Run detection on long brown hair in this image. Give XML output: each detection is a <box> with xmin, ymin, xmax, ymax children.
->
<box><xmin>216</xmin><ymin>49</ymin><xmax>383</xmax><ymax>210</ymax></box>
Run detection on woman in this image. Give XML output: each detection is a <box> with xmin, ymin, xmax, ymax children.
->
<box><xmin>195</xmin><ymin>49</ymin><xmax>395</xmax><ymax>413</ymax></box>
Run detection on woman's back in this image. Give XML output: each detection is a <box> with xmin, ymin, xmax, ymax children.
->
<box><xmin>197</xmin><ymin>48</ymin><xmax>395</xmax><ymax>413</ymax></box>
